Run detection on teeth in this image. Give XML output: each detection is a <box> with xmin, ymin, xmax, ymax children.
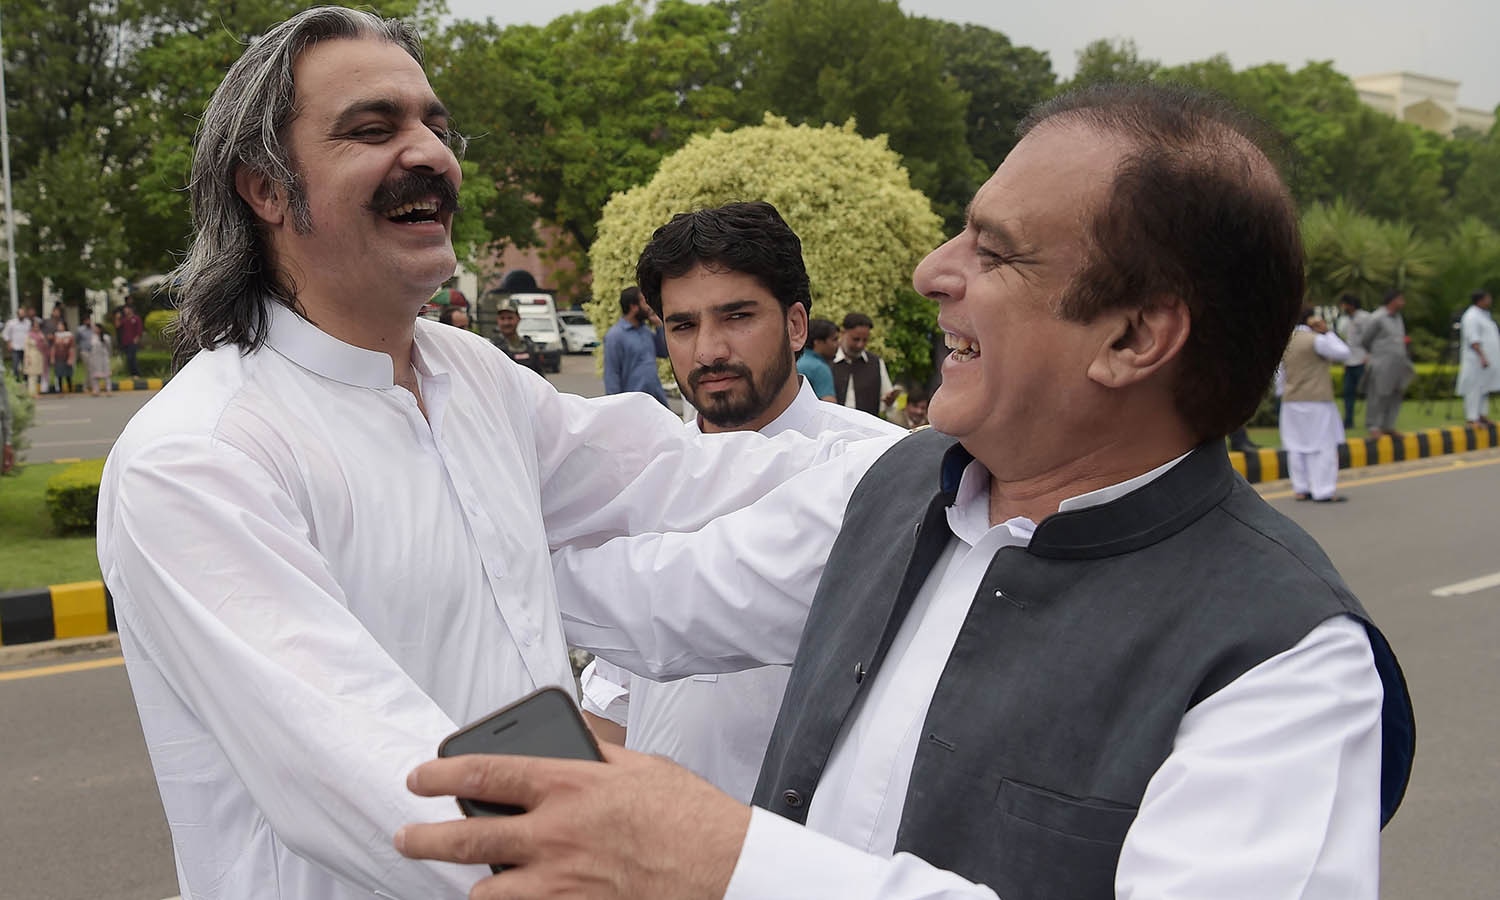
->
<box><xmin>386</xmin><ymin>200</ymin><xmax>440</xmax><ymax>218</ymax></box>
<box><xmin>943</xmin><ymin>332</ymin><xmax>979</xmax><ymax>354</ymax></box>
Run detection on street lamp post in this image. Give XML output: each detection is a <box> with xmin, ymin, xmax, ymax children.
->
<box><xmin>0</xmin><ymin>5</ymin><xmax>19</xmax><ymax>320</ymax></box>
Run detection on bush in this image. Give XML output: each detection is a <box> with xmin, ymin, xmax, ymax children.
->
<box><xmin>3</xmin><ymin>377</ymin><xmax>36</xmax><ymax>473</ymax></box>
<box><xmin>590</xmin><ymin>114</ymin><xmax>945</xmax><ymax>378</ymax></box>
<box><xmin>143</xmin><ymin>309</ymin><xmax>178</xmax><ymax>351</ymax></box>
<box><xmin>45</xmin><ymin>459</ymin><xmax>105</xmax><ymax>533</ymax></box>
<box><xmin>131</xmin><ymin>350</ymin><xmax>174</xmax><ymax>379</ymax></box>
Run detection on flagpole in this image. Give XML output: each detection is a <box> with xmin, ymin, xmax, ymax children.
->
<box><xmin>0</xmin><ymin>5</ymin><xmax>20</xmax><ymax>320</ymax></box>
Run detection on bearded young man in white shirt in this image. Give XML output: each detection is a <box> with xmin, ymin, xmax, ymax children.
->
<box><xmin>578</xmin><ymin>201</ymin><xmax>903</xmax><ymax>802</ymax></box>
<box><xmin>399</xmin><ymin>84</ymin><xmax>1415</xmax><ymax>900</ymax></box>
<box><xmin>95</xmin><ymin>10</ymin><xmax>873</xmax><ymax>900</ymax></box>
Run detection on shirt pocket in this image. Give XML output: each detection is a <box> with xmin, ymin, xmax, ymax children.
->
<box><xmin>988</xmin><ymin>778</ymin><xmax>1139</xmax><ymax>898</ymax></box>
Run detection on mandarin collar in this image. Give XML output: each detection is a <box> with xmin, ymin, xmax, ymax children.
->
<box><xmin>263</xmin><ymin>302</ymin><xmax>396</xmax><ymax>389</ymax></box>
<box><xmin>936</xmin><ymin>438</ymin><xmax>1234</xmax><ymax>560</ymax></box>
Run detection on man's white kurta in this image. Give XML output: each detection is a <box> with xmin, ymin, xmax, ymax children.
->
<box><xmin>579</xmin><ymin>379</ymin><xmax>902</xmax><ymax>801</ymax></box>
<box><xmin>1456</xmin><ymin>303</ymin><xmax>1500</xmax><ymax>396</ymax></box>
<box><xmin>97</xmin><ymin>305</ymin><xmax>865</xmax><ymax>900</ymax></box>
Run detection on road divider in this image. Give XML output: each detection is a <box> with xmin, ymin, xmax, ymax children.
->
<box><xmin>0</xmin><ymin>581</ymin><xmax>114</xmax><ymax>646</ymax></box>
<box><xmin>1231</xmin><ymin>421</ymin><xmax>1498</xmax><ymax>483</ymax></box>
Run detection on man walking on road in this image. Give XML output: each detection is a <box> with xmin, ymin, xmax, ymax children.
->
<box><xmin>603</xmin><ymin>285</ymin><xmax>670</xmax><ymax>407</ymax></box>
<box><xmin>1455</xmin><ymin>289</ymin><xmax>1499</xmax><ymax>425</ymax></box>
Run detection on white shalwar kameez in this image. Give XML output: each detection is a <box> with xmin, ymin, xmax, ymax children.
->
<box><xmin>1456</xmin><ymin>303</ymin><xmax>1500</xmax><ymax>421</ymax></box>
<box><xmin>96</xmin><ymin>304</ymin><xmax>871</xmax><ymax>900</ymax></box>
<box><xmin>1278</xmin><ymin>327</ymin><xmax>1350</xmax><ymax>500</ymax></box>
<box><xmin>578</xmin><ymin>379</ymin><xmax>902</xmax><ymax>801</ymax></box>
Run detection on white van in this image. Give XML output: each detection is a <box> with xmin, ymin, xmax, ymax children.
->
<box><xmin>509</xmin><ymin>293</ymin><xmax>563</xmax><ymax>372</ymax></box>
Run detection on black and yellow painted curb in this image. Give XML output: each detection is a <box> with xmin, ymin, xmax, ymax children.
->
<box><xmin>34</xmin><ymin>378</ymin><xmax>165</xmax><ymax>394</ymax></box>
<box><xmin>1230</xmin><ymin>422</ymin><xmax>1500</xmax><ymax>483</ymax></box>
<box><xmin>0</xmin><ymin>581</ymin><xmax>114</xmax><ymax>646</ymax></box>
<box><xmin>111</xmin><ymin>377</ymin><xmax>165</xmax><ymax>392</ymax></box>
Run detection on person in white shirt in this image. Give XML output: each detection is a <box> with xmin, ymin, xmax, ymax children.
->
<box><xmin>398</xmin><ymin>84</ymin><xmax>1415</xmax><ymax>900</ymax></box>
<box><xmin>1277</xmin><ymin>308</ymin><xmax>1351</xmax><ymax>502</ymax></box>
<box><xmin>96</xmin><ymin>10</ymin><xmax>868</xmax><ymax>900</ymax></box>
<box><xmin>3</xmin><ymin>305</ymin><xmax>33</xmax><ymax>380</ymax></box>
<box><xmin>578</xmin><ymin>201</ymin><xmax>903</xmax><ymax>801</ymax></box>
<box><xmin>1336</xmin><ymin>293</ymin><xmax>1372</xmax><ymax>428</ymax></box>
<box><xmin>1455</xmin><ymin>289</ymin><xmax>1500</xmax><ymax>424</ymax></box>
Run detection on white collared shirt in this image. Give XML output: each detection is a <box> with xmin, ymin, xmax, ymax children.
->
<box><xmin>555</xmin><ymin>450</ymin><xmax>1383</xmax><ymax>900</ymax></box>
<box><xmin>98</xmin><ymin>304</ymin><xmax>869</xmax><ymax>900</ymax></box>
<box><xmin>579</xmin><ymin>379</ymin><xmax>903</xmax><ymax>800</ymax></box>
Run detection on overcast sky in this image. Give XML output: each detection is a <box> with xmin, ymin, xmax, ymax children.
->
<box><xmin>442</xmin><ymin>0</ymin><xmax>1500</xmax><ymax>113</ymax></box>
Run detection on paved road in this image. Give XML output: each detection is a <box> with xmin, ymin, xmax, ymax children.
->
<box><xmin>5</xmin><ymin>394</ymin><xmax>1493</xmax><ymax>897</ymax></box>
<box><xmin>22</xmin><ymin>351</ymin><xmax>614</xmax><ymax>464</ymax></box>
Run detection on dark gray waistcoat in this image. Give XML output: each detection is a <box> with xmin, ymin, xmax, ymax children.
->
<box><xmin>754</xmin><ymin>430</ymin><xmax>1414</xmax><ymax>899</ymax></box>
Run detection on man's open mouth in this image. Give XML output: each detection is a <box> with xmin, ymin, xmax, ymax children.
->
<box><xmin>385</xmin><ymin>200</ymin><xmax>441</xmax><ymax>224</ymax></box>
<box><xmin>944</xmin><ymin>332</ymin><xmax>980</xmax><ymax>362</ymax></box>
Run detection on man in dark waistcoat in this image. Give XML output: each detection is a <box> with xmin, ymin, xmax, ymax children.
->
<box><xmin>397</xmin><ymin>84</ymin><xmax>1415</xmax><ymax>900</ymax></box>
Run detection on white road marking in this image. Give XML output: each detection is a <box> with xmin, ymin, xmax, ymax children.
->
<box><xmin>1431</xmin><ymin>571</ymin><xmax>1500</xmax><ymax>597</ymax></box>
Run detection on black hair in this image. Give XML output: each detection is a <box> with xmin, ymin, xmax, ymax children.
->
<box><xmin>807</xmin><ymin>318</ymin><xmax>839</xmax><ymax>344</ymax></box>
<box><xmin>1019</xmin><ymin>82</ymin><xmax>1304</xmax><ymax>441</ymax></box>
<box><xmin>841</xmin><ymin>312</ymin><xmax>873</xmax><ymax>330</ymax></box>
<box><xmin>636</xmin><ymin>201</ymin><xmax>811</xmax><ymax>318</ymax></box>
<box><xmin>619</xmin><ymin>286</ymin><xmax>643</xmax><ymax>316</ymax></box>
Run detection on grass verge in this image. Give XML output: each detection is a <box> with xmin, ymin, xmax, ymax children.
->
<box><xmin>0</xmin><ymin>461</ymin><xmax>102</xmax><ymax>591</ymax></box>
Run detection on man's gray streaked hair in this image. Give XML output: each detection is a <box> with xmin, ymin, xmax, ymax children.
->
<box><xmin>170</xmin><ymin>6</ymin><xmax>426</xmax><ymax>364</ymax></box>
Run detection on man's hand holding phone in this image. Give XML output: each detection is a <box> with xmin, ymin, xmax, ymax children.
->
<box><xmin>397</xmin><ymin>735</ymin><xmax>749</xmax><ymax>900</ymax></box>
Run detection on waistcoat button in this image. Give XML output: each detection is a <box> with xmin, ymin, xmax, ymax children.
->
<box><xmin>853</xmin><ymin>661</ymin><xmax>865</xmax><ymax>684</ymax></box>
<box><xmin>782</xmin><ymin>789</ymin><xmax>804</xmax><ymax>808</ymax></box>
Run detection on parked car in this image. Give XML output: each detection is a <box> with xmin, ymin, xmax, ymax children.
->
<box><xmin>557</xmin><ymin>310</ymin><xmax>600</xmax><ymax>354</ymax></box>
<box><xmin>515</xmin><ymin>313</ymin><xmax>563</xmax><ymax>373</ymax></box>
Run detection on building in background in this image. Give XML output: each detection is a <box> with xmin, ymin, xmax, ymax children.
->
<box><xmin>1354</xmin><ymin>72</ymin><xmax>1494</xmax><ymax>136</ymax></box>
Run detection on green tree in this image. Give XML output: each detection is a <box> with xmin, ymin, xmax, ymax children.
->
<box><xmin>1424</xmin><ymin>218</ymin><xmax>1500</xmax><ymax>335</ymax></box>
<box><xmin>431</xmin><ymin>0</ymin><xmax>742</xmax><ymax>271</ymax></box>
<box><xmin>1302</xmin><ymin>199</ymin><xmax>1435</xmax><ymax>316</ymax></box>
<box><xmin>1451</xmin><ymin>120</ymin><xmax>1500</xmax><ymax>231</ymax></box>
<box><xmin>926</xmin><ymin>20</ymin><xmax>1055</xmax><ymax>171</ymax></box>
<box><xmin>590</xmin><ymin>115</ymin><xmax>944</xmax><ymax>379</ymax></box>
<box><xmin>1067</xmin><ymin>37</ymin><xmax>1158</xmax><ymax>89</ymax></box>
<box><xmin>731</xmin><ymin>0</ymin><xmax>982</xmax><ymax>227</ymax></box>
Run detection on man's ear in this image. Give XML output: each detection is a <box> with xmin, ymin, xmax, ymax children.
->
<box><xmin>787</xmin><ymin>302</ymin><xmax>809</xmax><ymax>353</ymax></box>
<box><xmin>234</xmin><ymin>166</ymin><xmax>287</xmax><ymax>227</ymax></box>
<box><xmin>1087</xmin><ymin>300</ymin><xmax>1190</xmax><ymax>388</ymax></box>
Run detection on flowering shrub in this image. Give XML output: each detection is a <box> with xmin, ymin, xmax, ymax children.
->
<box><xmin>589</xmin><ymin>114</ymin><xmax>944</xmax><ymax>376</ymax></box>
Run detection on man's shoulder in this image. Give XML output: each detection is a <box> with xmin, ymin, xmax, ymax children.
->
<box><xmin>109</xmin><ymin>346</ymin><xmax>257</xmax><ymax>464</ymax></box>
<box><xmin>805</xmin><ymin>401</ymin><xmax>905</xmax><ymax>438</ymax></box>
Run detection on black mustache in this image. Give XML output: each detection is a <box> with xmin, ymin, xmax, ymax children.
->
<box><xmin>688</xmin><ymin>362</ymin><xmax>752</xmax><ymax>389</ymax></box>
<box><xmin>368</xmin><ymin>172</ymin><xmax>461</xmax><ymax>217</ymax></box>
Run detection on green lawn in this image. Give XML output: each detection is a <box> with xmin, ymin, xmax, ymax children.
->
<box><xmin>0</xmin><ymin>461</ymin><xmax>103</xmax><ymax>591</ymax></box>
<box><xmin>1244</xmin><ymin>396</ymin><xmax>1491</xmax><ymax>449</ymax></box>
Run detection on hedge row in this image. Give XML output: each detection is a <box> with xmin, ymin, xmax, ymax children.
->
<box><xmin>45</xmin><ymin>459</ymin><xmax>105</xmax><ymax>533</ymax></box>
